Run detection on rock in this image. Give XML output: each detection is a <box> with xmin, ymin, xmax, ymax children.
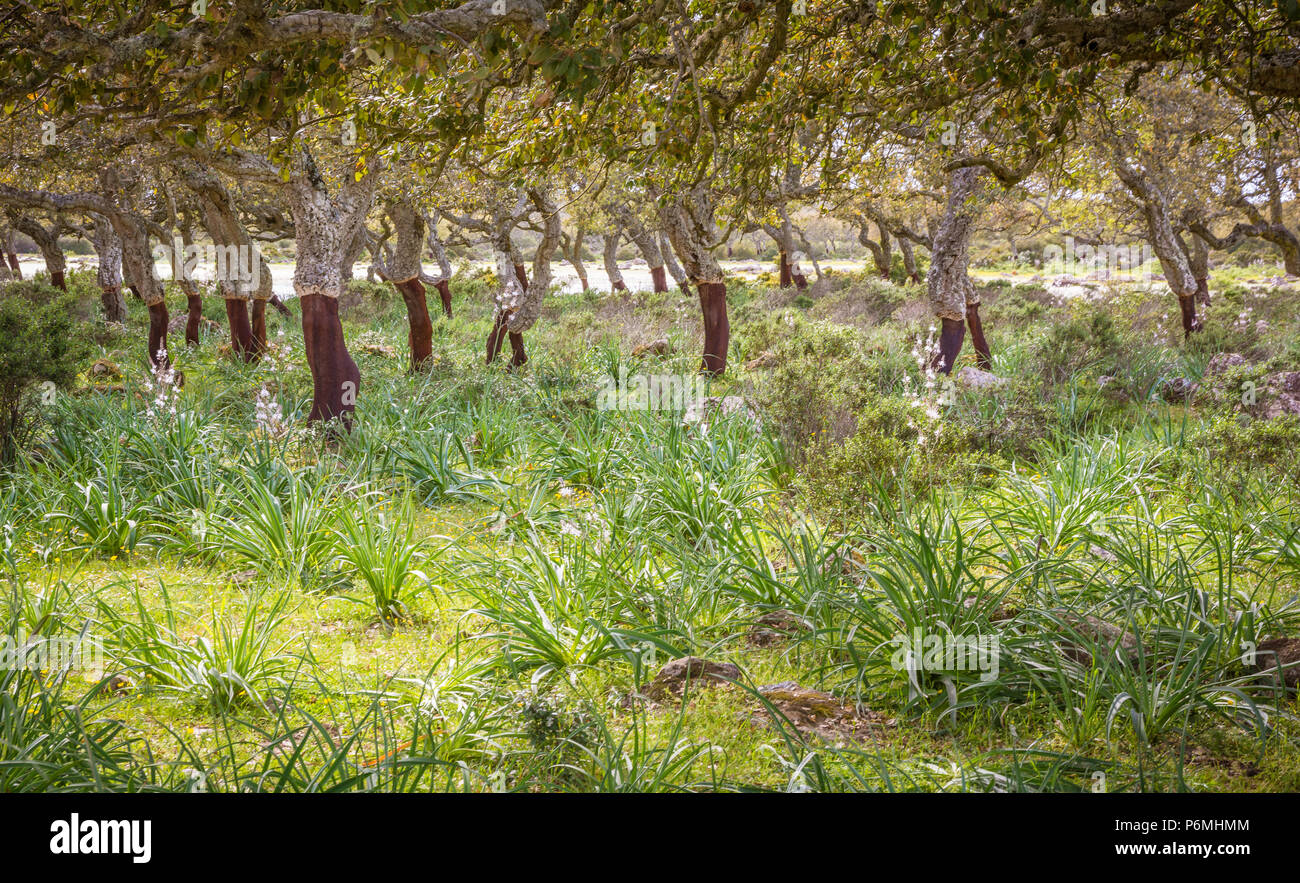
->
<box><xmin>89</xmin><ymin>358</ymin><xmax>121</xmax><ymax>379</ymax></box>
<box><xmin>1054</xmin><ymin>612</ymin><xmax>1141</xmax><ymax>665</ymax></box>
<box><xmin>359</xmin><ymin>342</ymin><xmax>397</xmax><ymax>358</ymax></box>
<box><xmin>1159</xmin><ymin>376</ymin><xmax>1196</xmax><ymax>403</ymax></box>
<box><xmin>97</xmin><ymin>674</ymin><xmax>133</xmax><ymax>696</ymax></box>
<box><xmin>639</xmin><ymin>656</ymin><xmax>741</xmax><ymax>702</ymax></box>
<box><xmin>1204</xmin><ymin>353</ymin><xmax>1248</xmax><ymax>377</ymax></box>
<box><xmin>166</xmin><ymin>314</ymin><xmax>220</xmax><ymax>335</ymax></box>
<box><xmin>744</xmin><ymin>350</ymin><xmax>778</xmax><ymax>370</ymax></box>
<box><xmin>957</xmin><ymin>366</ymin><xmax>1007</xmax><ymax>390</ymax></box>
<box><xmin>747</xmin><ymin>610</ymin><xmax>811</xmax><ymax>647</ymax></box>
<box><xmin>632</xmin><ymin>338</ymin><xmax>672</xmax><ymax>358</ymax></box>
<box><xmin>751</xmin><ymin>682</ymin><xmax>885</xmax><ymax>742</ymax></box>
<box><xmin>1248</xmin><ymin>637</ymin><xmax>1300</xmax><ymax>690</ymax></box>
<box><xmin>1257</xmin><ymin>371</ymin><xmax>1300</xmax><ymax>419</ymax></box>
<box><xmin>682</xmin><ymin>395</ymin><xmax>762</xmax><ymax>430</ymax></box>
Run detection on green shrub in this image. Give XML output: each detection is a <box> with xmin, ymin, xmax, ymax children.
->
<box><xmin>0</xmin><ymin>281</ymin><xmax>90</xmax><ymax>462</ymax></box>
<box><xmin>1032</xmin><ymin>308</ymin><xmax>1121</xmax><ymax>385</ymax></box>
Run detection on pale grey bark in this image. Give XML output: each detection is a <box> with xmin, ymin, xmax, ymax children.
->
<box><xmin>660</xmin><ymin>231</ymin><xmax>688</xmax><ymax>290</ymax></box>
<box><xmin>928</xmin><ymin>167</ymin><xmax>989</xmax><ymax>321</ymax></box>
<box><xmin>602</xmin><ymin>226</ymin><xmax>625</xmax><ymax>290</ymax></box>
<box><xmin>609</xmin><ymin>202</ymin><xmax>663</xmax><ymax>268</ymax></box>
<box><xmin>420</xmin><ymin>210</ymin><xmax>453</xmax><ymax>285</ymax></box>
<box><xmin>659</xmin><ymin>185</ymin><xmax>723</xmax><ymax>283</ymax></box>
<box><xmin>180</xmin><ymin>161</ymin><xmax>269</xmax><ymax>300</ymax></box>
<box><xmin>386</xmin><ymin>200</ymin><xmax>425</xmax><ymax>282</ymax></box>
<box><xmin>1111</xmin><ymin>155</ymin><xmax>1199</xmax><ymax>299</ymax></box>
<box><xmin>286</xmin><ymin>148</ymin><xmax>378</xmax><ymax>298</ymax></box>
<box><xmin>507</xmin><ymin>188</ymin><xmax>561</xmax><ymax>334</ymax></box>
<box><xmin>7</xmin><ymin>213</ymin><xmax>67</xmax><ymax>283</ymax></box>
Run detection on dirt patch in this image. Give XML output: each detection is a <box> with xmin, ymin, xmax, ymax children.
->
<box><xmin>750</xmin><ymin>682</ymin><xmax>887</xmax><ymax>743</ymax></box>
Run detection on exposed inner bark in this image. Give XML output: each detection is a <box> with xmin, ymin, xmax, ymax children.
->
<box><xmin>147</xmin><ymin>302</ymin><xmax>170</xmax><ymax>369</ymax></box>
<box><xmin>661</xmin><ymin>186</ymin><xmax>729</xmax><ymax>374</ymax></box>
<box><xmin>384</xmin><ymin>201</ymin><xmax>435</xmax><ymax>368</ymax></box>
<box><xmin>778</xmin><ymin>251</ymin><xmax>793</xmax><ymax>288</ymax></box>
<box><xmin>792</xmin><ymin>260</ymin><xmax>809</xmax><ymax>290</ymax></box>
<box><xmin>185</xmin><ymin>291</ymin><xmax>204</xmax><ymax>346</ymax></box>
<box><xmin>650</xmin><ymin>265</ymin><xmax>667</xmax><ymax>293</ymax></box>
<box><xmin>300</xmin><ymin>293</ymin><xmax>359</xmax><ymax>429</ymax></box>
<box><xmin>225</xmin><ymin>298</ymin><xmax>256</xmax><ymax>361</ymax></box>
<box><xmin>486</xmin><ymin>311</ymin><xmax>527</xmax><ymax>369</ymax></box>
<box><xmin>434</xmin><ymin>279</ymin><xmax>452</xmax><ymax>318</ymax></box>
<box><xmin>933</xmin><ymin>317</ymin><xmax>966</xmax><ymax>375</ymax></box>
<box><xmin>250</xmin><ymin>299</ymin><xmax>268</xmax><ymax>355</ymax></box>
<box><xmin>396</xmin><ymin>278</ymin><xmax>434</xmax><ymax>369</ymax></box>
<box><xmin>100</xmin><ymin>286</ymin><xmax>127</xmax><ymax>324</ymax></box>
<box><xmin>966</xmin><ymin>302</ymin><xmax>992</xmax><ymax>371</ymax></box>
<box><xmin>698</xmin><ymin>281</ymin><xmax>729</xmax><ymax>376</ymax></box>
<box><xmin>1177</xmin><ymin>294</ymin><xmax>1203</xmax><ymax>337</ymax></box>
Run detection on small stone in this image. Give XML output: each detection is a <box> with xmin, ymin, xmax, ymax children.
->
<box><xmin>747</xmin><ymin>610</ymin><xmax>811</xmax><ymax>647</ymax></box>
<box><xmin>632</xmin><ymin>338</ymin><xmax>672</xmax><ymax>358</ymax></box>
<box><xmin>639</xmin><ymin>656</ymin><xmax>741</xmax><ymax>702</ymax></box>
<box><xmin>1249</xmin><ymin>637</ymin><xmax>1300</xmax><ymax>690</ymax></box>
<box><xmin>750</xmin><ymin>682</ymin><xmax>885</xmax><ymax>742</ymax></box>
<box><xmin>957</xmin><ymin>366</ymin><xmax>1007</xmax><ymax>390</ymax></box>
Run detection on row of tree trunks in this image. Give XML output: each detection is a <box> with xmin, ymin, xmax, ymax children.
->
<box><xmin>610</xmin><ymin>202</ymin><xmax>670</xmax><ymax>293</ymax></box>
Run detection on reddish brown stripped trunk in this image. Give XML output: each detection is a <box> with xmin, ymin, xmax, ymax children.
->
<box><xmin>300</xmin><ymin>293</ymin><xmax>360</xmax><ymax>429</ymax></box>
<box><xmin>698</xmin><ymin>281</ymin><xmax>729</xmax><ymax>376</ymax></box>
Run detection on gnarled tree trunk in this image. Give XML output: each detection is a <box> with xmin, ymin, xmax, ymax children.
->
<box><xmin>91</xmin><ymin>215</ymin><xmax>127</xmax><ymax>323</ymax></box>
<box><xmin>603</xmin><ymin>227</ymin><xmax>627</xmax><ymax>291</ymax></box>
<box><xmin>929</xmin><ymin>167</ymin><xmax>991</xmax><ymax>373</ymax></box>
<box><xmin>385</xmin><ymin>200</ymin><xmax>434</xmax><ymax>370</ymax></box>
<box><xmin>611</xmin><ymin>203</ymin><xmax>668</xmax><ymax>292</ymax></box>
<box><xmin>662</xmin><ymin>186</ymin><xmax>729</xmax><ymax>375</ymax></box>
<box><xmin>660</xmin><ymin>231</ymin><xmax>691</xmax><ymax>294</ymax></box>
<box><xmin>286</xmin><ymin>149</ymin><xmax>373</xmax><ymax>429</ymax></box>
<box><xmin>9</xmin><ymin>214</ymin><xmax>67</xmax><ymax>290</ymax></box>
<box><xmin>1113</xmin><ymin>155</ymin><xmax>1202</xmax><ymax>337</ymax></box>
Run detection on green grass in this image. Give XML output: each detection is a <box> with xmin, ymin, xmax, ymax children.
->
<box><xmin>1</xmin><ymin>266</ymin><xmax>1298</xmax><ymax>792</ymax></box>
